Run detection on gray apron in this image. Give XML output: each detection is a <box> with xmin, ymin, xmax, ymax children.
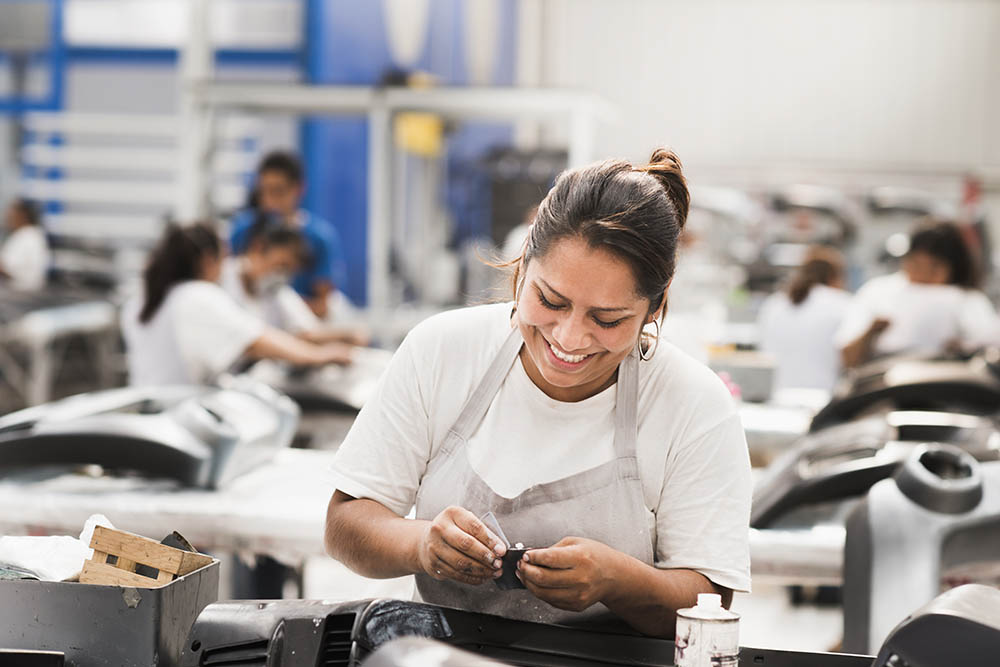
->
<box><xmin>414</xmin><ymin>326</ymin><xmax>655</xmax><ymax>627</ymax></box>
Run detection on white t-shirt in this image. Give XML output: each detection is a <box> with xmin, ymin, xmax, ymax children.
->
<box><xmin>219</xmin><ymin>257</ymin><xmax>320</xmax><ymax>333</ymax></box>
<box><xmin>0</xmin><ymin>225</ymin><xmax>50</xmax><ymax>290</ymax></box>
<box><xmin>834</xmin><ymin>272</ymin><xmax>1000</xmax><ymax>356</ymax></box>
<box><xmin>330</xmin><ymin>303</ymin><xmax>752</xmax><ymax>592</ymax></box>
<box><xmin>121</xmin><ymin>280</ymin><xmax>265</xmax><ymax>386</ymax></box>
<box><xmin>758</xmin><ymin>284</ymin><xmax>851</xmax><ymax>391</ymax></box>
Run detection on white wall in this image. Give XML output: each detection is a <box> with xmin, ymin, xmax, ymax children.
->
<box><xmin>536</xmin><ymin>0</ymin><xmax>1000</xmax><ymax>181</ymax></box>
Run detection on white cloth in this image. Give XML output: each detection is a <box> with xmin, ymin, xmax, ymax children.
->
<box><xmin>121</xmin><ymin>280</ymin><xmax>265</xmax><ymax>386</ymax></box>
<box><xmin>330</xmin><ymin>303</ymin><xmax>752</xmax><ymax>592</ymax></box>
<box><xmin>834</xmin><ymin>272</ymin><xmax>1000</xmax><ymax>356</ymax></box>
<box><xmin>0</xmin><ymin>225</ymin><xmax>49</xmax><ymax>290</ymax></box>
<box><xmin>219</xmin><ymin>257</ymin><xmax>320</xmax><ymax>333</ymax></box>
<box><xmin>758</xmin><ymin>284</ymin><xmax>851</xmax><ymax>391</ymax></box>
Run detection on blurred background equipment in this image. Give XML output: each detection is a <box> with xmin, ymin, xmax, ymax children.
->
<box><xmin>0</xmin><ymin>377</ymin><xmax>298</xmax><ymax>488</ymax></box>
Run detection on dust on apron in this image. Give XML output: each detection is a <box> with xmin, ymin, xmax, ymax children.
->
<box><xmin>414</xmin><ymin>325</ymin><xmax>654</xmax><ymax>627</ymax></box>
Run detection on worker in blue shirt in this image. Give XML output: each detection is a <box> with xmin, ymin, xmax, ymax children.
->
<box><xmin>230</xmin><ymin>151</ymin><xmax>347</xmax><ymax>319</ymax></box>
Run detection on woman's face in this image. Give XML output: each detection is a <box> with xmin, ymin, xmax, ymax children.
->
<box><xmin>4</xmin><ymin>205</ymin><xmax>27</xmax><ymax>232</ymax></box>
<box><xmin>200</xmin><ymin>251</ymin><xmax>223</xmax><ymax>284</ymax></box>
<box><xmin>246</xmin><ymin>244</ymin><xmax>300</xmax><ymax>280</ymax></box>
<box><xmin>903</xmin><ymin>250</ymin><xmax>951</xmax><ymax>285</ymax></box>
<box><xmin>516</xmin><ymin>236</ymin><xmax>657</xmax><ymax>402</ymax></box>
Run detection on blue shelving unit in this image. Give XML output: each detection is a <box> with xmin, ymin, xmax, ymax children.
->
<box><xmin>0</xmin><ymin>0</ymin><xmax>65</xmax><ymax>114</ymax></box>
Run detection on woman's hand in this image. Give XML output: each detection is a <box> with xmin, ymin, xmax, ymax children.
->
<box><xmin>516</xmin><ymin>536</ymin><xmax>620</xmax><ymax>612</ymax></box>
<box><xmin>417</xmin><ymin>506</ymin><xmax>506</xmax><ymax>586</ymax></box>
<box><xmin>319</xmin><ymin>342</ymin><xmax>355</xmax><ymax>366</ymax></box>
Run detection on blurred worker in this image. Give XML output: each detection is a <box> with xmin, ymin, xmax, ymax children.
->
<box><xmin>836</xmin><ymin>220</ymin><xmax>1000</xmax><ymax>368</ymax></box>
<box><xmin>220</xmin><ymin>215</ymin><xmax>368</xmax><ymax>346</ymax></box>
<box><xmin>757</xmin><ymin>246</ymin><xmax>850</xmax><ymax>391</ymax></box>
<box><xmin>230</xmin><ymin>151</ymin><xmax>347</xmax><ymax>320</ymax></box>
<box><xmin>121</xmin><ymin>222</ymin><xmax>353</xmax><ymax>387</ymax></box>
<box><xmin>0</xmin><ymin>198</ymin><xmax>50</xmax><ymax>291</ymax></box>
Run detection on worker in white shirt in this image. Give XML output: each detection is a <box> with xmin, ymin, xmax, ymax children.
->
<box><xmin>325</xmin><ymin>149</ymin><xmax>751</xmax><ymax>637</ymax></box>
<box><xmin>836</xmin><ymin>220</ymin><xmax>1000</xmax><ymax>368</ymax></box>
<box><xmin>758</xmin><ymin>246</ymin><xmax>851</xmax><ymax>391</ymax></box>
<box><xmin>219</xmin><ymin>215</ymin><xmax>368</xmax><ymax>346</ymax></box>
<box><xmin>0</xmin><ymin>199</ymin><xmax>50</xmax><ymax>291</ymax></box>
<box><xmin>121</xmin><ymin>222</ymin><xmax>353</xmax><ymax>387</ymax></box>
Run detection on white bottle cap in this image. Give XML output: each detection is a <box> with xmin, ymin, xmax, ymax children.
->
<box><xmin>696</xmin><ymin>593</ymin><xmax>722</xmax><ymax>609</ymax></box>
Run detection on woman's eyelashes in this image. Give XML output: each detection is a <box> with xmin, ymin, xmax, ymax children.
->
<box><xmin>537</xmin><ymin>290</ymin><xmax>566</xmax><ymax>311</ymax></box>
<box><xmin>535</xmin><ymin>289</ymin><xmax>627</xmax><ymax>329</ymax></box>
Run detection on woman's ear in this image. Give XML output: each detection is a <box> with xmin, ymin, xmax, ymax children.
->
<box><xmin>646</xmin><ymin>287</ymin><xmax>670</xmax><ymax>324</ymax></box>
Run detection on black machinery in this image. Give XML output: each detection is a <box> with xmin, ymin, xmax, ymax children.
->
<box><xmin>179</xmin><ymin>592</ymin><xmax>1000</xmax><ymax>667</ymax></box>
<box><xmin>872</xmin><ymin>584</ymin><xmax>1000</xmax><ymax>667</ymax></box>
<box><xmin>752</xmin><ymin>351</ymin><xmax>1000</xmax><ymax>529</ymax></box>
<box><xmin>0</xmin><ymin>376</ymin><xmax>298</xmax><ymax>488</ymax></box>
<box><xmin>179</xmin><ymin>598</ymin><xmax>873</xmax><ymax>667</ymax></box>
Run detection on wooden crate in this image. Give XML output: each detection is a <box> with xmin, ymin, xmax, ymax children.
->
<box><xmin>79</xmin><ymin>526</ymin><xmax>213</xmax><ymax>588</ymax></box>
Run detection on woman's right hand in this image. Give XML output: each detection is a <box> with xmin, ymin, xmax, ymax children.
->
<box><xmin>320</xmin><ymin>342</ymin><xmax>355</xmax><ymax>366</ymax></box>
<box><xmin>417</xmin><ymin>506</ymin><xmax>506</xmax><ymax>585</ymax></box>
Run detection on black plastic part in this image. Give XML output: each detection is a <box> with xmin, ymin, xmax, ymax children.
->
<box><xmin>752</xmin><ymin>453</ymin><xmax>899</xmax><ymax>528</ymax></box>
<box><xmin>812</xmin><ymin>380</ymin><xmax>1000</xmax><ymax>431</ymax></box>
<box><xmin>0</xmin><ymin>650</ymin><xmax>64</xmax><ymax>667</ymax></box>
<box><xmin>873</xmin><ymin>585</ymin><xmax>1000</xmax><ymax>667</ymax></box>
<box><xmin>495</xmin><ymin>548</ymin><xmax>530</xmax><ymax>590</ymax></box>
<box><xmin>812</xmin><ymin>352</ymin><xmax>1000</xmax><ymax>433</ymax></box>
<box><xmin>0</xmin><ymin>433</ymin><xmax>207</xmax><ymax>486</ymax></box>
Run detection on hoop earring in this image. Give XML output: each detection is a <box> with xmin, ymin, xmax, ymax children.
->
<box><xmin>639</xmin><ymin>319</ymin><xmax>660</xmax><ymax>361</ymax></box>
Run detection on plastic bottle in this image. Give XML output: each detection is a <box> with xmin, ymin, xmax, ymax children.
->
<box><xmin>674</xmin><ymin>593</ymin><xmax>740</xmax><ymax>667</ymax></box>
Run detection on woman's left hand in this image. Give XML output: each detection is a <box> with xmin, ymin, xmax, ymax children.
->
<box><xmin>516</xmin><ymin>536</ymin><xmax>620</xmax><ymax>612</ymax></box>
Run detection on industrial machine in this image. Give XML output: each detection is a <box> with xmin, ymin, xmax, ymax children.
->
<box><xmin>843</xmin><ymin>446</ymin><xmax>1000</xmax><ymax>654</ymax></box>
<box><xmin>811</xmin><ymin>350</ymin><xmax>1000</xmax><ymax>431</ymax></box>
<box><xmin>872</xmin><ymin>584</ymin><xmax>1000</xmax><ymax>667</ymax></box>
<box><xmin>752</xmin><ymin>351</ymin><xmax>1000</xmax><ymax>528</ymax></box>
<box><xmin>0</xmin><ymin>376</ymin><xmax>298</xmax><ymax>489</ymax></box>
<box><xmin>179</xmin><ymin>598</ymin><xmax>873</xmax><ymax>667</ymax></box>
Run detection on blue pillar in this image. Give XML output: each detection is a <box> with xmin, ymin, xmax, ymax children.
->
<box><xmin>300</xmin><ymin>0</ymin><xmax>518</xmax><ymax>305</ymax></box>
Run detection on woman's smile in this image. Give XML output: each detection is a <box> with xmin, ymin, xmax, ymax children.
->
<box><xmin>544</xmin><ymin>337</ymin><xmax>598</xmax><ymax>368</ymax></box>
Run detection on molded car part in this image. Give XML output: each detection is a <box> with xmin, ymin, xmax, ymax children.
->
<box><xmin>0</xmin><ymin>377</ymin><xmax>298</xmax><ymax>488</ymax></box>
<box><xmin>751</xmin><ymin>409</ymin><xmax>999</xmax><ymax>528</ymax></box>
<box><xmin>843</xmin><ymin>450</ymin><xmax>1000</xmax><ymax>654</ymax></box>
<box><xmin>811</xmin><ymin>352</ymin><xmax>1000</xmax><ymax>432</ymax></box>
<box><xmin>871</xmin><ymin>585</ymin><xmax>1000</xmax><ymax>667</ymax></box>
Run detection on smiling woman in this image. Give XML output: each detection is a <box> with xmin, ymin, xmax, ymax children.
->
<box><xmin>324</xmin><ymin>149</ymin><xmax>751</xmax><ymax>638</ymax></box>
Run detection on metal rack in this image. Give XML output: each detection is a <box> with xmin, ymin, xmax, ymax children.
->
<box><xmin>185</xmin><ymin>80</ymin><xmax>616</xmax><ymax>324</ymax></box>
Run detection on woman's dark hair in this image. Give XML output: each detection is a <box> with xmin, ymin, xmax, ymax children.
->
<box><xmin>509</xmin><ymin>148</ymin><xmax>690</xmax><ymax>319</ymax></box>
<box><xmin>139</xmin><ymin>222</ymin><xmax>221</xmax><ymax>324</ymax></box>
<box><xmin>11</xmin><ymin>198</ymin><xmax>41</xmax><ymax>226</ymax></box>
<box><xmin>247</xmin><ymin>213</ymin><xmax>307</xmax><ymax>264</ymax></box>
<box><xmin>257</xmin><ymin>150</ymin><xmax>304</xmax><ymax>185</ymax></box>
<box><xmin>787</xmin><ymin>246</ymin><xmax>845</xmax><ymax>305</ymax></box>
<box><xmin>907</xmin><ymin>219</ymin><xmax>979</xmax><ymax>288</ymax></box>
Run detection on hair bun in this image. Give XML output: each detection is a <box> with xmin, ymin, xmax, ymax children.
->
<box><xmin>638</xmin><ymin>148</ymin><xmax>690</xmax><ymax>228</ymax></box>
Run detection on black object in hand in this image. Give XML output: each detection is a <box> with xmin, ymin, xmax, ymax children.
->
<box><xmin>494</xmin><ymin>547</ymin><xmax>530</xmax><ymax>590</ymax></box>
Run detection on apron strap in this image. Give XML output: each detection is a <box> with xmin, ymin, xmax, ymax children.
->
<box><xmin>449</xmin><ymin>326</ymin><xmax>523</xmax><ymax>442</ymax></box>
<box><xmin>612</xmin><ymin>348</ymin><xmax>640</xmax><ymax>460</ymax></box>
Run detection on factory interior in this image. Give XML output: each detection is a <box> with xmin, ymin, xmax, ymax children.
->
<box><xmin>1</xmin><ymin>1</ymin><xmax>1000</xmax><ymax>666</ymax></box>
